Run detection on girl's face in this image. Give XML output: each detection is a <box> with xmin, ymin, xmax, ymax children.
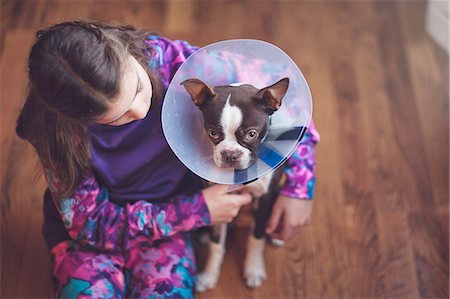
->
<box><xmin>95</xmin><ymin>55</ymin><xmax>153</xmax><ymax>126</ymax></box>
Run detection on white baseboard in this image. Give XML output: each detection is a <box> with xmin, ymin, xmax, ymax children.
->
<box><xmin>426</xmin><ymin>0</ymin><xmax>449</xmax><ymax>55</ymax></box>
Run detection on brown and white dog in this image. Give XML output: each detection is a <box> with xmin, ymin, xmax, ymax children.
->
<box><xmin>182</xmin><ymin>78</ymin><xmax>289</xmax><ymax>290</ymax></box>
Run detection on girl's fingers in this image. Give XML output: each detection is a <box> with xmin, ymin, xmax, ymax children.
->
<box><xmin>229</xmin><ymin>193</ymin><xmax>252</xmax><ymax>206</ymax></box>
<box><xmin>281</xmin><ymin>222</ymin><xmax>293</xmax><ymax>240</ymax></box>
<box><xmin>266</xmin><ymin>206</ymin><xmax>282</xmax><ymax>235</ymax></box>
<box><xmin>240</xmin><ymin>193</ymin><xmax>252</xmax><ymax>205</ymax></box>
<box><xmin>215</xmin><ymin>184</ymin><xmax>232</xmax><ymax>194</ymax></box>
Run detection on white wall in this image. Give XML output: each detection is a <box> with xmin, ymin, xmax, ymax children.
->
<box><xmin>426</xmin><ymin>0</ymin><xmax>449</xmax><ymax>55</ymax></box>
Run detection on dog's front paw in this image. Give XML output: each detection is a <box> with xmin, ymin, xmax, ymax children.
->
<box><xmin>244</xmin><ymin>263</ymin><xmax>267</xmax><ymax>288</ymax></box>
<box><xmin>196</xmin><ymin>271</ymin><xmax>220</xmax><ymax>292</ymax></box>
<box><xmin>270</xmin><ymin>238</ymin><xmax>285</xmax><ymax>247</ymax></box>
<box><xmin>244</xmin><ymin>235</ymin><xmax>267</xmax><ymax>288</ymax></box>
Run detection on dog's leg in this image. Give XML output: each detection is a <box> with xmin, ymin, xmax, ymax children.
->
<box><xmin>244</xmin><ymin>170</ymin><xmax>282</xmax><ymax>288</ymax></box>
<box><xmin>196</xmin><ymin>224</ymin><xmax>227</xmax><ymax>292</ymax></box>
<box><xmin>244</xmin><ymin>231</ymin><xmax>267</xmax><ymax>288</ymax></box>
<box><xmin>244</xmin><ymin>193</ymin><xmax>275</xmax><ymax>288</ymax></box>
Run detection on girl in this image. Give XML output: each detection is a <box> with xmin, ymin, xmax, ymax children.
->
<box><xmin>16</xmin><ymin>20</ymin><xmax>319</xmax><ymax>298</ymax></box>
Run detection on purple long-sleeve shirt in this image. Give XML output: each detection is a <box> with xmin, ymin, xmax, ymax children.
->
<box><xmin>19</xmin><ymin>36</ymin><xmax>320</xmax><ymax>251</ymax></box>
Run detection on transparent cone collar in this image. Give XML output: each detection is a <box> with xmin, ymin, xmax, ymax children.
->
<box><xmin>162</xmin><ymin>39</ymin><xmax>312</xmax><ymax>184</ymax></box>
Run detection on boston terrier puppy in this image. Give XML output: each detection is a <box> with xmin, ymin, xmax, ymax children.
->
<box><xmin>182</xmin><ymin>77</ymin><xmax>289</xmax><ymax>290</ymax></box>
<box><xmin>181</xmin><ymin>78</ymin><xmax>288</xmax><ymax>170</ymax></box>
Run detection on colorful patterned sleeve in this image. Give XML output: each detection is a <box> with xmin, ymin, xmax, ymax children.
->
<box><xmin>144</xmin><ymin>35</ymin><xmax>199</xmax><ymax>87</ymax></box>
<box><xmin>279</xmin><ymin>120</ymin><xmax>320</xmax><ymax>200</ymax></box>
<box><xmin>44</xmin><ymin>167</ymin><xmax>211</xmax><ymax>252</ymax></box>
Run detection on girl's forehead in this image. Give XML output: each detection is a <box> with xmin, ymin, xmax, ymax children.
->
<box><xmin>118</xmin><ymin>56</ymin><xmax>138</xmax><ymax>94</ymax></box>
<box><xmin>110</xmin><ymin>56</ymin><xmax>138</xmax><ymax>103</ymax></box>
<box><xmin>96</xmin><ymin>55</ymin><xmax>140</xmax><ymax>123</ymax></box>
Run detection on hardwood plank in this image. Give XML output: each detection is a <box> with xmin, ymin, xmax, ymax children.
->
<box><xmin>396</xmin><ymin>1</ymin><xmax>449</xmax><ymax>211</ymax></box>
<box><xmin>275</xmin><ymin>2</ymin><xmax>354</xmax><ymax>298</ymax></box>
<box><xmin>371</xmin><ymin>4</ymin><xmax>448</xmax><ymax>297</ymax></box>
<box><xmin>1</xmin><ymin>30</ymin><xmax>34</xmax><ymax>198</ymax></box>
<box><xmin>0</xmin><ymin>28</ymin><xmax>53</xmax><ymax>298</ymax></box>
<box><xmin>374</xmin><ymin>1</ymin><xmax>436</xmax><ymax>210</ymax></box>
<box><xmin>165</xmin><ymin>0</ymin><xmax>195</xmax><ymax>36</ymax></box>
<box><xmin>350</xmin><ymin>2</ymin><xmax>424</xmax><ymax>297</ymax></box>
<box><xmin>408</xmin><ymin>211</ymin><xmax>449</xmax><ymax>298</ymax></box>
<box><xmin>318</xmin><ymin>3</ymin><xmax>387</xmax><ymax>297</ymax></box>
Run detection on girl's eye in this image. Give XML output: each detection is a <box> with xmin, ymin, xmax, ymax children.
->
<box><xmin>208</xmin><ymin>129</ymin><xmax>220</xmax><ymax>140</ymax></box>
<box><xmin>245</xmin><ymin>129</ymin><xmax>258</xmax><ymax>140</ymax></box>
<box><xmin>110</xmin><ymin>117</ymin><xmax>123</xmax><ymax>125</ymax></box>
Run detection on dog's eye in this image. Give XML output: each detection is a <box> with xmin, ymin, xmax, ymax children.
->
<box><xmin>245</xmin><ymin>130</ymin><xmax>258</xmax><ymax>141</ymax></box>
<box><xmin>208</xmin><ymin>129</ymin><xmax>220</xmax><ymax>140</ymax></box>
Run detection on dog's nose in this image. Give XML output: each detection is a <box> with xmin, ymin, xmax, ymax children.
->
<box><xmin>221</xmin><ymin>149</ymin><xmax>243</xmax><ymax>163</ymax></box>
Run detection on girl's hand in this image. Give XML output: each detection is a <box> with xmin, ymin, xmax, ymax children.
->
<box><xmin>265</xmin><ymin>195</ymin><xmax>313</xmax><ymax>241</ymax></box>
<box><xmin>202</xmin><ymin>185</ymin><xmax>252</xmax><ymax>225</ymax></box>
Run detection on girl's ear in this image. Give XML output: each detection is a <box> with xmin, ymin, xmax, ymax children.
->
<box><xmin>254</xmin><ymin>77</ymin><xmax>290</xmax><ymax>113</ymax></box>
<box><xmin>181</xmin><ymin>78</ymin><xmax>216</xmax><ymax>106</ymax></box>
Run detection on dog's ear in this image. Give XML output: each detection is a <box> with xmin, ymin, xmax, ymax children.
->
<box><xmin>181</xmin><ymin>79</ymin><xmax>216</xmax><ymax>106</ymax></box>
<box><xmin>254</xmin><ymin>77</ymin><xmax>289</xmax><ymax>114</ymax></box>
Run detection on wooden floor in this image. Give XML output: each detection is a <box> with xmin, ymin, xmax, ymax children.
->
<box><xmin>1</xmin><ymin>0</ymin><xmax>449</xmax><ymax>298</ymax></box>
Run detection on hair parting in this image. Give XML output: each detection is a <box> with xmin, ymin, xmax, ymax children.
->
<box><xmin>18</xmin><ymin>20</ymin><xmax>162</xmax><ymax>198</ymax></box>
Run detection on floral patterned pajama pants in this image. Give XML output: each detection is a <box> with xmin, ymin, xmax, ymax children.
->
<box><xmin>50</xmin><ymin>233</ymin><xmax>196</xmax><ymax>299</ymax></box>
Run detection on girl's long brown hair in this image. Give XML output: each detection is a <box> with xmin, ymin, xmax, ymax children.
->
<box><xmin>17</xmin><ymin>20</ymin><xmax>162</xmax><ymax>198</ymax></box>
